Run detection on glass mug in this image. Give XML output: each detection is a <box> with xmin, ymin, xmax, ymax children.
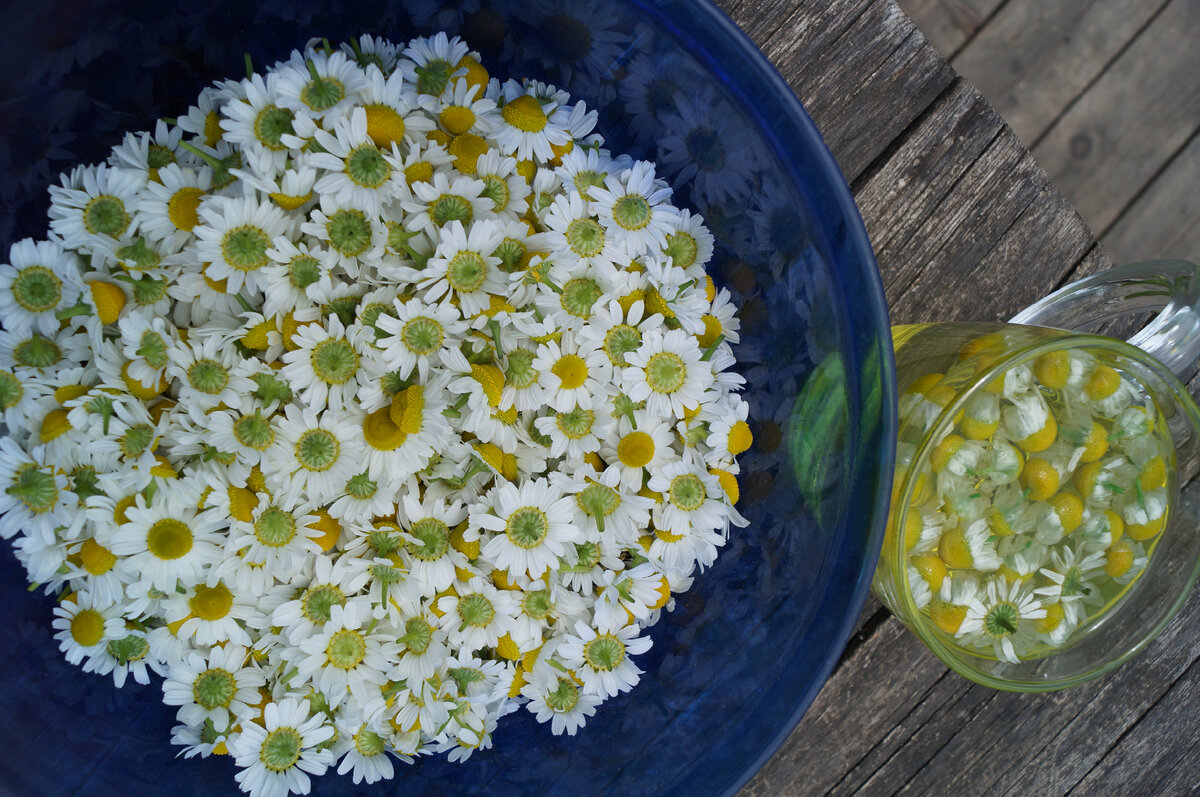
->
<box><xmin>873</xmin><ymin>260</ymin><xmax>1200</xmax><ymax>691</ymax></box>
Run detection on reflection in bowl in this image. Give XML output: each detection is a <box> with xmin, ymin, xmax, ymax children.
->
<box><xmin>0</xmin><ymin>1</ymin><xmax>894</xmax><ymax>794</ymax></box>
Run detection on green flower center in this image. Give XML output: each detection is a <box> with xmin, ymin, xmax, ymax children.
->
<box><xmin>295</xmin><ymin>429</ymin><xmax>339</xmax><ymax>471</ymax></box>
<box><xmin>669</xmin><ymin>473</ymin><xmax>707</xmax><ymax>511</ymax></box>
<box><xmin>430</xmin><ymin>195</ymin><xmax>473</xmax><ymax>228</ymax></box>
<box><xmin>106</xmin><ymin>633</ymin><xmax>149</xmax><ymax>665</ymax></box>
<box><xmin>192</xmin><ymin>668</ymin><xmax>236</xmax><ymax>710</ymax></box>
<box><xmin>221</xmin><ymin>225</ymin><xmax>271</xmax><ymax>271</ymax></box>
<box><xmin>1062</xmin><ymin>567</ymin><xmax>1092</xmax><ymax>598</ymax></box>
<box><xmin>685</xmin><ymin>126</ymin><xmax>725</xmax><ymax>172</ymax></box>
<box><xmin>663</xmin><ymin>231</ymin><xmax>699</xmax><ymax>268</ymax></box>
<box><xmin>544</xmin><ymin>676</ymin><xmax>580</xmax><ymax>712</ymax></box>
<box><xmin>506</xmin><ymin>507</ymin><xmax>550</xmax><ymax>549</ymax></box>
<box><xmin>326</xmin><ymin>628</ymin><xmax>367</xmax><ymax>669</ymax></box>
<box><xmin>132</xmin><ymin>275</ymin><xmax>168</xmax><ymax>305</ymax></box>
<box><xmin>481</xmin><ymin>174</ymin><xmax>509</xmax><ymax>211</ymax></box>
<box><xmin>233</xmin><ymin>410</ymin><xmax>275</xmax><ymax>451</ymax></box>
<box><xmin>505</xmin><ymin>348</ymin><xmax>538</xmax><ymax>389</ymax></box>
<box><xmin>253</xmin><ymin>372</ymin><xmax>293</xmax><ymax>404</ymax></box>
<box><xmin>83</xmin><ymin>195</ymin><xmax>130</xmax><ymax>237</ymax></box>
<box><xmin>603</xmin><ymin>325</ymin><xmax>642</xmax><ymax>366</ymax></box>
<box><xmin>612</xmin><ymin>195</ymin><xmax>651</xmax><ymax>231</ymax></box>
<box><xmin>302</xmin><ymin>75</ymin><xmax>346</xmax><ymax>111</ymax></box>
<box><xmin>136</xmin><ymin>331</ymin><xmax>168</xmax><ymax>369</ymax></box>
<box><xmin>117</xmin><ymin>238</ymin><xmax>163</xmax><ymax>270</ymax></box>
<box><xmin>447</xmin><ymin>251</ymin><xmax>488</xmax><ymax>293</ymax></box>
<box><xmin>522</xmin><ymin>588</ymin><xmax>552</xmax><ymax>619</ymax></box>
<box><xmin>401</xmin><ymin>617</ymin><xmax>434</xmax><ymax>654</ymax></box>
<box><xmin>14</xmin><ymin>334</ymin><xmax>62</xmax><ymax>369</ymax></box>
<box><xmin>260</xmin><ymin>727</ymin><xmax>303</xmax><ymax>772</ymax></box>
<box><xmin>12</xmin><ymin>266</ymin><xmax>62</xmax><ymax>313</ymax></box>
<box><xmin>254</xmin><ymin>104</ymin><xmax>294</xmax><ymax>150</ymax></box>
<box><xmin>6</xmin><ymin>464</ymin><xmax>58</xmax><ymax>513</ymax></box>
<box><xmin>408</xmin><ymin>517</ymin><xmax>450</xmax><ymax>561</ymax></box>
<box><xmin>255</xmin><ymin>507</ymin><xmax>297</xmax><ymax>547</ymax></box>
<box><xmin>561</xmin><ymin>278</ymin><xmax>601</xmax><ymax>320</ymax></box>
<box><xmin>577</xmin><ymin>482</ymin><xmax>620</xmax><ymax>521</ymax></box>
<box><xmin>120</xmin><ymin>423</ymin><xmax>155</xmax><ymax>458</ymax></box>
<box><xmin>573</xmin><ymin>170</ymin><xmax>606</xmax><ymax>199</ymax></box>
<box><xmin>301</xmin><ymin>583</ymin><xmax>345</xmax><ymax>624</ymax></box>
<box><xmin>565</xmin><ymin>219</ymin><xmax>605</xmax><ymax>258</ymax></box>
<box><xmin>326</xmin><ymin>209</ymin><xmax>372</xmax><ymax>257</ymax></box>
<box><xmin>355</xmin><ymin>728</ymin><xmax>386</xmax><ymax>757</ymax></box>
<box><xmin>311</xmin><ymin>338</ymin><xmax>359</xmax><ymax>385</ymax></box>
<box><xmin>346</xmin><ymin>145</ymin><xmax>390</xmax><ymax>188</ymax></box>
<box><xmin>574</xmin><ymin>540</ymin><xmax>601</xmax><ymax>568</ymax></box>
<box><xmin>147</xmin><ymin>144</ymin><xmax>176</xmax><ymax>169</ymax></box>
<box><xmin>583</xmin><ymin>634</ymin><xmax>625</xmax><ymax>671</ymax></box>
<box><xmin>493</xmin><ymin>237</ymin><xmax>527</xmax><ymax>272</ymax></box>
<box><xmin>984</xmin><ymin>601</ymin><xmax>1020</xmax><ymax>637</ymax></box>
<box><xmin>0</xmin><ymin>371</ymin><xmax>24</xmax><ymax>410</ymax></box>
<box><xmin>187</xmin><ymin>358</ymin><xmax>230</xmax><ymax>395</ymax></box>
<box><xmin>70</xmin><ymin>465</ymin><xmax>104</xmax><ymax>502</ymax></box>
<box><xmin>556</xmin><ymin>406</ymin><xmax>595</xmax><ymax>439</ymax></box>
<box><xmin>345</xmin><ymin>471</ymin><xmax>378</xmax><ymax>500</ymax></box>
<box><xmin>402</xmin><ymin>316</ymin><xmax>444</xmax><ymax>355</ymax></box>
<box><xmin>457</xmin><ymin>593</ymin><xmax>495</xmax><ymax>627</ymax></box>
<box><xmin>646</xmin><ymin>351</ymin><xmax>686</xmax><ymax>393</ymax></box>
<box><xmin>449</xmin><ymin>666</ymin><xmax>485</xmax><ymax>694</ymax></box>
<box><xmin>146</xmin><ymin>518</ymin><xmax>194</xmax><ymax>560</ymax></box>
<box><xmin>288</xmin><ymin>254</ymin><xmax>322</xmax><ymax>290</ymax></box>
<box><xmin>416</xmin><ymin>60</ymin><xmax>453</xmax><ymax>95</ymax></box>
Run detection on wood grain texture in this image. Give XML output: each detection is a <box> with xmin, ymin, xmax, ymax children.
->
<box><xmin>895</xmin><ymin>0</ymin><xmax>1004</xmax><ymax>56</ymax></box>
<box><xmin>1032</xmin><ymin>0</ymin><xmax>1200</xmax><ymax>234</ymax></box>
<box><xmin>948</xmin><ymin>0</ymin><xmax>1168</xmax><ymax>145</ymax></box>
<box><xmin>1103</xmin><ymin>130</ymin><xmax>1200</xmax><ymax>265</ymax></box>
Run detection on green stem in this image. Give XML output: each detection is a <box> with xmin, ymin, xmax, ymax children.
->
<box><xmin>56</xmin><ymin>302</ymin><xmax>92</xmax><ymax>321</ymax></box>
<box><xmin>700</xmin><ymin>334</ymin><xmax>725</xmax><ymax>361</ymax></box>
<box><xmin>244</xmin><ymin>53</ymin><xmax>253</xmax><ymax>79</ymax></box>
<box><xmin>178</xmin><ymin>140</ymin><xmax>224</xmax><ymax>173</ymax></box>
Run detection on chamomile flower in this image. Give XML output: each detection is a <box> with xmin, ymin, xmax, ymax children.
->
<box><xmin>957</xmin><ymin>577</ymin><xmax>1047</xmax><ymax>664</ymax></box>
<box><xmin>397</xmin><ymin>488</ymin><xmax>469</xmax><ymax>595</ymax></box>
<box><xmin>521</xmin><ymin>652</ymin><xmax>603</xmax><ymax>736</ymax></box>
<box><xmin>273</xmin><ymin>48</ymin><xmax>369</xmax><ymax>120</ymax></box>
<box><xmin>0</xmin><ymin>437</ymin><xmax>76</xmax><ymax>542</ymax></box>
<box><xmin>51</xmin><ymin>591</ymin><xmax>127</xmax><ymax>666</ymax></box>
<box><xmin>162</xmin><ymin>644</ymin><xmax>266</xmax><ymax>730</ymax></box>
<box><xmin>589</xmin><ymin>160</ymin><xmax>680</xmax><ymax>257</ymax></box>
<box><xmin>301</xmin><ymin>195</ymin><xmax>387</xmax><ymax>277</ymax></box>
<box><xmin>281</xmin><ymin>314</ymin><xmax>367</xmax><ymax>413</ymax></box>
<box><xmin>400</xmin><ymin>169</ymin><xmax>491</xmax><ymax>239</ymax></box>
<box><xmin>532</xmin><ymin>332</ymin><xmax>612</xmax><ymax>412</ymax></box>
<box><xmin>117</xmin><ymin>310</ymin><xmax>177</xmax><ymax>390</ymax></box>
<box><xmin>228</xmin><ymin>697</ymin><xmax>336</xmax><ymax>797</ymax></box>
<box><xmin>436</xmin><ymin>576</ymin><xmax>519</xmax><ymax>652</ymax></box>
<box><xmin>193</xmin><ymin>194</ymin><xmax>296</xmax><ymax>296</ymax></box>
<box><xmin>227</xmin><ymin>499</ymin><xmax>324</xmax><ymax>583</ymax></box>
<box><xmin>310</xmin><ymin>107</ymin><xmax>405</xmax><ymax>214</ymax></box>
<box><xmin>472</xmin><ymin>149</ymin><xmax>529</xmax><ymax>220</ymax></box>
<box><xmin>48</xmin><ymin>163</ymin><xmax>145</xmax><ymax>253</ymax></box>
<box><xmin>556</xmin><ymin>620</ymin><xmax>652</xmax><ymax>698</ymax></box>
<box><xmin>110</xmin><ymin>478</ymin><xmax>226</xmax><ymax>594</ymax></box>
<box><xmin>219</xmin><ymin>72</ymin><xmax>297</xmax><ymax>171</ymax></box>
<box><xmin>600</xmin><ymin>410</ymin><xmax>678</xmax><ymax>492</ymax></box>
<box><xmin>374</xmin><ymin>297</ymin><xmax>469</xmax><ymax>381</ymax></box>
<box><xmin>418</xmin><ymin>219</ymin><xmax>506</xmax><ymax>316</ymax></box>
<box><xmin>1035</xmin><ymin>545</ymin><xmax>1106</xmax><ymax>623</ymax></box>
<box><xmin>296</xmin><ymin>600</ymin><xmax>398</xmax><ymax>708</ymax></box>
<box><xmin>470</xmin><ymin>477</ymin><xmax>583</xmax><ymax>579</ymax></box>
<box><xmin>492</xmin><ymin>82</ymin><xmax>573</xmax><ymax>162</ymax></box>
<box><xmin>333</xmin><ymin>717</ymin><xmax>398</xmax><ymax>785</ymax></box>
<box><xmin>166</xmin><ymin>333</ymin><xmax>258</xmax><ymax>414</ymax></box>
<box><xmin>263</xmin><ymin>403</ymin><xmax>365</xmax><ymax>506</ymax></box>
<box><xmin>534</xmin><ymin>400</ymin><xmax>613</xmax><ymax>460</ymax></box>
<box><xmin>0</xmin><ymin>238</ymin><xmax>84</xmax><ymax>336</ymax></box>
<box><xmin>403</xmin><ymin>32</ymin><xmax>472</xmax><ymax>98</ymax></box>
<box><xmin>622</xmin><ymin>328</ymin><xmax>710</xmax><ymax>419</ymax></box>
<box><xmin>272</xmin><ymin>556</ymin><xmax>372</xmax><ymax>646</ymax></box>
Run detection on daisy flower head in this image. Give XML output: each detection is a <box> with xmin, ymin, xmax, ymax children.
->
<box><xmin>397</xmin><ymin>487</ymin><xmax>469</xmax><ymax>595</ymax></box>
<box><xmin>51</xmin><ymin>590</ymin><xmax>127</xmax><ymax>667</ymax></box>
<box><xmin>556</xmin><ymin>620</ymin><xmax>652</xmax><ymax>699</ymax></box>
<box><xmin>166</xmin><ymin>332</ymin><xmax>258</xmax><ymax>415</ymax></box>
<box><xmin>0</xmin><ymin>237</ymin><xmax>84</xmax><ymax>337</ymax></box>
<box><xmin>403</xmin><ymin>32</ymin><xmax>472</xmax><ymax>98</ymax></box>
<box><xmin>109</xmin><ymin>476</ymin><xmax>227</xmax><ymax>594</ymax></box>
<box><xmin>48</xmin><ymin>163</ymin><xmax>144</xmax><ymax>254</ymax></box>
<box><xmin>0</xmin><ymin>437</ymin><xmax>76</xmax><ymax>543</ymax></box>
<box><xmin>226</xmin><ymin>498</ymin><xmax>324</xmax><ymax>583</ymax></box>
<box><xmin>470</xmin><ymin>476</ymin><xmax>583</xmax><ymax>579</ymax></box>
<box><xmin>333</xmin><ymin>715</ymin><xmax>399</xmax><ymax>786</ymax></box>
<box><xmin>399</xmin><ymin>168</ymin><xmax>491</xmax><ymax>240</ymax></box>
<box><xmin>374</xmin><ymin>296</ymin><xmax>470</xmax><ymax>381</ymax></box>
<box><xmin>161</xmin><ymin>644</ymin><xmax>267</xmax><ymax>730</ymax></box>
<box><xmin>600</xmin><ymin>409</ymin><xmax>679</xmax><ymax>492</ymax></box>
<box><xmin>542</xmin><ymin>191</ymin><xmax>622</xmax><ymax>277</ymax></box>
<box><xmin>533</xmin><ymin>399</ymin><xmax>614</xmax><ymax>461</ymax></box>
<box><xmin>273</xmin><ymin>48</ymin><xmax>369</xmax><ymax>121</ymax></box>
<box><xmin>356</xmin><ymin>372</ymin><xmax>452</xmax><ymax>483</ymax></box>
<box><xmin>228</xmin><ymin>697</ymin><xmax>336</xmax><ymax>797</ymax></box>
<box><xmin>280</xmin><ymin>313</ymin><xmax>367</xmax><ymax>413</ymax></box>
<box><xmin>272</xmin><ymin>554</ymin><xmax>372</xmax><ymax>646</ymax></box>
<box><xmin>310</xmin><ymin>106</ymin><xmax>406</xmax><ymax>214</ymax></box>
<box><xmin>588</xmin><ymin>160</ymin><xmax>681</xmax><ymax>257</ymax></box>
<box><xmin>205</xmin><ymin>404</ymin><xmax>280</xmax><ymax>468</ymax></box>
<box><xmin>117</xmin><ymin>309</ymin><xmax>177</xmax><ymax>391</ymax></box>
<box><xmin>219</xmin><ymin>71</ymin><xmax>297</xmax><ymax>171</ymax></box>
<box><xmin>532</xmin><ymin>331</ymin><xmax>613</xmax><ymax>412</ymax></box>
<box><xmin>492</xmin><ymin>81</ymin><xmax>573</xmax><ymax>162</ymax></box>
<box><xmin>622</xmin><ymin>327</ymin><xmax>710</xmax><ymax>419</ymax></box>
<box><xmin>262</xmin><ymin>403</ymin><xmax>365</xmax><ymax>506</ymax></box>
<box><xmin>470</xmin><ymin>148</ymin><xmax>530</xmax><ymax>222</ymax></box>
<box><xmin>521</xmin><ymin>649</ymin><xmax>603</xmax><ymax>736</ymax></box>
<box><xmin>301</xmin><ymin>194</ymin><xmax>388</xmax><ymax>277</ymax></box>
<box><xmin>295</xmin><ymin>600</ymin><xmax>398</xmax><ymax>708</ymax></box>
<box><xmin>436</xmin><ymin>575</ymin><xmax>519</xmax><ymax>653</ymax></box>
<box><xmin>552</xmin><ymin>463</ymin><xmax>656</xmax><ymax>545</ymax></box>
<box><xmin>193</xmin><ymin>193</ymin><xmax>296</xmax><ymax>296</ymax></box>
<box><xmin>418</xmin><ymin>219</ymin><xmax>507</xmax><ymax>316</ymax></box>
<box><xmin>956</xmin><ymin>577</ymin><xmax>1047</xmax><ymax>664</ymax></box>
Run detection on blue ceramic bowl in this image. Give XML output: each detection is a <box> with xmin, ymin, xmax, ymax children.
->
<box><xmin>0</xmin><ymin>1</ymin><xmax>895</xmax><ymax>794</ymax></box>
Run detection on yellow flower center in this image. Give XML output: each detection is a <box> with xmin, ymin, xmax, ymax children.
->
<box><xmin>365</xmin><ymin>104</ymin><xmax>407</xmax><ymax>148</ymax></box>
<box><xmin>502</xmin><ymin>95</ymin><xmax>548</xmax><ymax>132</ymax></box>
<box><xmin>389</xmin><ymin>383</ymin><xmax>425</xmax><ymax>433</ymax></box>
<box><xmin>470</xmin><ymin>363</ymin><xmax>505</xmax><ymax>407</ymax></box>
<box><xmin>40</xmin><ymin>407</ymin><xmax>72</xmax><ymax>443</ymax></box>
<box><xmin>726</xmin><ymin>420</ymin><xmax>753</xmax><ymax>456</ymax></box>
<box><xmin>552</xmin><ymin>354</ymin><xmax>588</xmax><ymax>390</ymax></box>
<box><xmin>79</xmin><ymin>538</ymin><xmax>118</xmax><ymax>575</ymax></box>
<box><xmin>70</xmin><ymin>608</ymin><xmax>106</xmax><ymax>647</ymax></box>
<box><xmin>189</xmin><ymin>583</ymin><xmax>234</xmax><ymax>621</ymax></box>
<box><xmin>167</xmin><ymin>186</ymin><xmax>204</xmax><ymax>231</ymax></box>
<box><xmin>440</xmin><ymin>105</ymin><xmax>477</xmax><ymax>136</ymax></box>
<box><xmin>363</xmin><ymin>406</ymin><xmax>408</xmax><ymax>451</ymax></box>
<box><xmin>146</xmin><ymin>518</ymin><xmax>194</xmax><ymax>560</ymax></box>
<box><xmin>617</xmin><ymin>431</ymin><xmax>655</xmax><ymax>468</ymax></box>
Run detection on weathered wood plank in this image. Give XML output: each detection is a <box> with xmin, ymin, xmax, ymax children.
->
<box><xmin>1102</xmin><ymin>130</ymin><xmax>1200</xmax><ymax>265</ymax></box>
<box><xmin>732</xmin><ymin>0</ymin><xmax>956</xmax><ymax>183</ymax></box>
<box><xmin>896</xmin><ymin>0</ymin><xmax>1005</xmax><ymax>57</ymax></box>
<box><xmin>1031</xmin><ymin>0</ymin><xmax>1200</xmax><ymax>235</ymax></box>
<box><xmin>949</xmin><ymin>0</ymin><xmax>1168</xmax><ymax>146</ymax></box>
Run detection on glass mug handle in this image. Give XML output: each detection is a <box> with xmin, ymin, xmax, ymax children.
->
<box><xmin>1010</xmin><ymin>259</ymin><xmax>1200</xmax><ymax>379</ymax></box>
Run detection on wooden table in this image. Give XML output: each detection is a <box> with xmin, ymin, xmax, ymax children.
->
<box><xmin>714</xmin><ymin>0</ymin><xmax>1200</xmax><ymax>793</ymax></box>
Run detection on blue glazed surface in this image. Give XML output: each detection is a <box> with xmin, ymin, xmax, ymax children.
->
<box><xmin>0</xmin><ymin>1</ymin><xmax>895</xmax><ymax>794</ymax></box>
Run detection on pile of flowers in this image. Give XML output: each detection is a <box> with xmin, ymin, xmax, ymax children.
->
<box><xmin>893</xmin><ymin>334</ymin><xmax>1171</xmax><ymax>663</ymax></box>
<box><xmin>0</xmin><ymin>33</ymin><xmax>751</xmax><ymax>796</ymax></box>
